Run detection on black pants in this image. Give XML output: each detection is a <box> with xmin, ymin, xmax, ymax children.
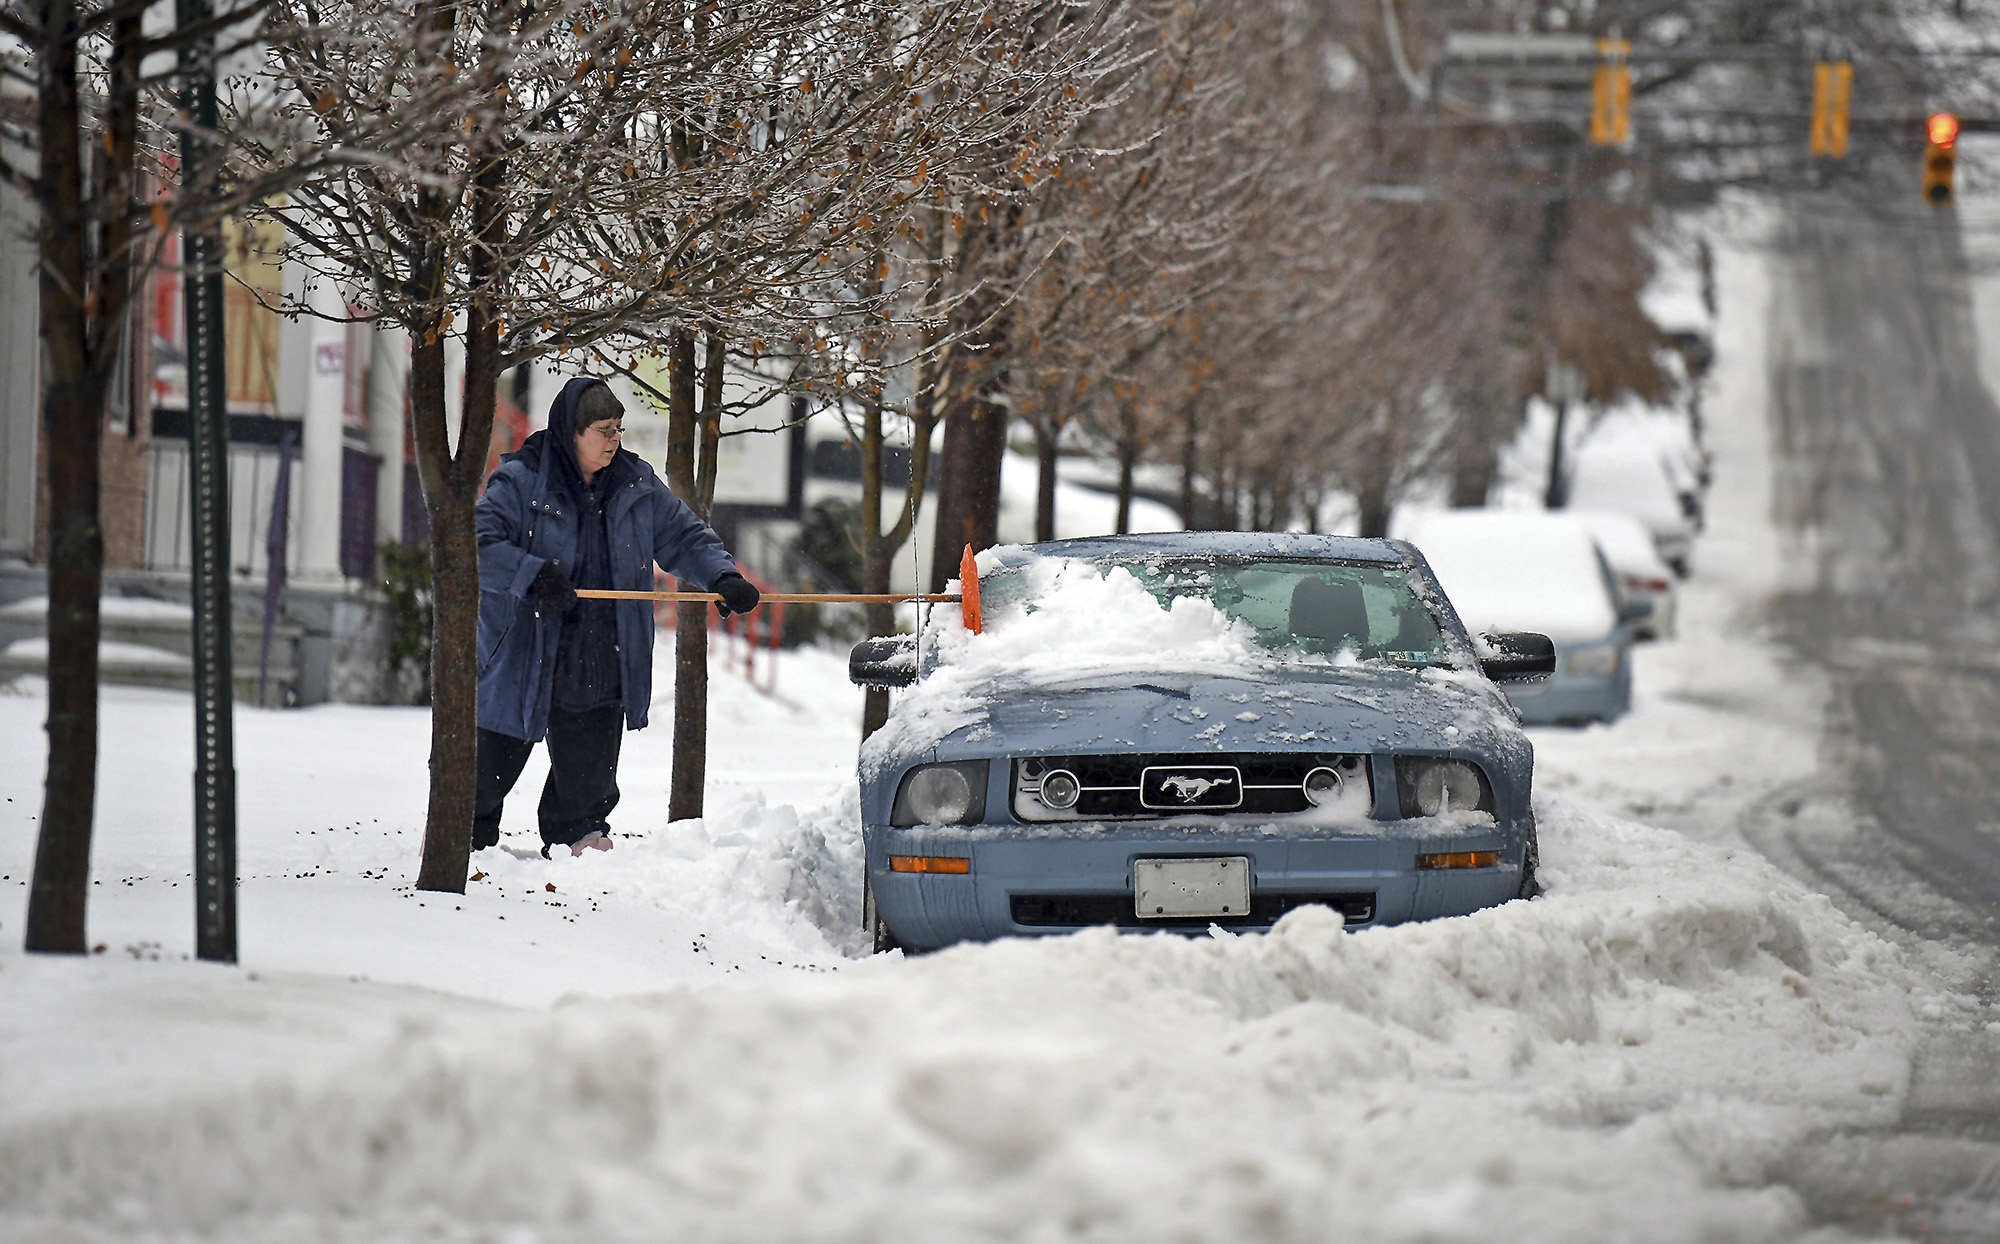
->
<box><xmin>473</xmin><ymin>704</ymin><xmax>623</xmax><ymax>851</ymax></box>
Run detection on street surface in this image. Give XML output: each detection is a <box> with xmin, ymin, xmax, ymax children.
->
<box><xmin>1750</xmin><ymin>183</ymin><xmax>2000</xmax><ymax>1237</ymax></box>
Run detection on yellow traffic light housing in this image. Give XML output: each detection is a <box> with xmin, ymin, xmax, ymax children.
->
<box><xmin>1810</xmin><ymin>61</ymin><xmax>1852</xmax><ymax>157</ymax></box>
<box><xmin>1924</xmin><ymin>112</ymin><xmax>1958</xmax><ymax>205</ymax></box>
<box><xmin>1590</xmin><ymin>38</ymin><xmax>1632</xmax><ymax>146</ymax></box>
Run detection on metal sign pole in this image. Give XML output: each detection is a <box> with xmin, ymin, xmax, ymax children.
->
<box><xmin>178</xmin><ymin>0</ymin><xmax>236</xmax><ymax>963</ymax></box>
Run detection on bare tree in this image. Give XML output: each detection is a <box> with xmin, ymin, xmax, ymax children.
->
<box><xmin>2</xmin><ymin>0</ymin><xmax>359</xmax><ymax>951</ymax></box>
<box><xmin>770</xmin><ymin>0</ymin><xmax>1131</xmax><ymax>736</ymax></box>
<box><xmin>1008</xmin><ymin>0</ymin><xmax>1280</xmax><ymax>541</ymax></box>
<box><xmin>2</xmin><ymin>0</ymin><xmax>158</xmax><ymax>952</ymax></box>
<box><xmin>258</xmin><ymin>0</ymin><xmax>1120</xmax><ymax>858</ymax></box>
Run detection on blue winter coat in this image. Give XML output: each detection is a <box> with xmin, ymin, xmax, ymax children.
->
<box><xmin>477</xmin><ymin>377</ymin><xmax>737</xmax><ymax>742</ymax></box>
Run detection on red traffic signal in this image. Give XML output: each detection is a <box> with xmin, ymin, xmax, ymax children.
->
<box><xmin>1925</xmin><ymin>114</ymin><xmax>1958</xmax><ymax>205</ymax></box>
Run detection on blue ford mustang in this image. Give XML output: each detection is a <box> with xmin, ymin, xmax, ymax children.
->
<box><xmin>850</xmin><ymin>533</ymin><xmax>1554</xmax><ymax>953</ymax></box>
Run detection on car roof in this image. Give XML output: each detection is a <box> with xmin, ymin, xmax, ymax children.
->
<box><xmin>1566</xmin><ymin>509</ymin><xmax>1671</xmax><ymax>575</ymax></box>
<box><xmin>1402</xmin><ymin>510</ymin><xmax>1618</xmax><ymax>641</ymax></box>
<box><xmin>987</xmin><ymin>531</ymin><xmax>1414</xmax><ymax>567</ymax></box>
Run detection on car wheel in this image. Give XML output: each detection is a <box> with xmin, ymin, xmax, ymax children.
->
<box><xmin>1517</xmin><ymin>814</ymin><xmax>1542</xmax><ymax>900</ymax></box>
<box><xmin>863</xmin><ymin>874</ymin><xmax>901</xmax><ymax>954</ymax></box>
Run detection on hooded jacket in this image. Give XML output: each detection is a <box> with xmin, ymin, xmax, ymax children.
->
<box><xmin>476</xmin><ymin>377</ymin><xmax>737</xmax><ymax>741</ymax></box>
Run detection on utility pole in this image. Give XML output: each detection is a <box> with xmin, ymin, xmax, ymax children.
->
<box><xmin>177</xmin><ymin>0</ymin><xmax>237</xmax><ymax>963</ymax></box>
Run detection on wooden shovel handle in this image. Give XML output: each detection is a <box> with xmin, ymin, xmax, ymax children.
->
<box><xmin>573</xmin><ymin>589</ymin><xmax>962</xmax><ymax>604</ymax></box>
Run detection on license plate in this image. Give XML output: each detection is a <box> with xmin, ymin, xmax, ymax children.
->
<box><xmin>1134</xmin><ymin>857</ymin><xmax>1251</xmax><ymax>919</ymax></box>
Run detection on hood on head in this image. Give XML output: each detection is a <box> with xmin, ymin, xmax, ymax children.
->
<box><xmin>511</xmin><ymin>375</ymin><xmax>608</xmax><ymax>488</ymax></box>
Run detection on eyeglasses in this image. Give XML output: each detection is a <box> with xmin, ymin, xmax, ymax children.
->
<box><xmin>585</xmin><ymin>424</ymin><xmax>625</xmax><ymax>441</ymax></box>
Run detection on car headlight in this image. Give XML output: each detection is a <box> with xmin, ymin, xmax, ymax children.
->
<box><xmin>1395</xmin><ymin>758</ymin><xmax>1494</xmax><ymax>818</ymax></box>
<box><xmin>1564</xmin><ymin>644</ymin><xmax>1622</xmax><ymax>677</ymax></box>
<box><xmin>891</xmin><ymin>761</ymin><xmax>990</xmax><ymax>827</ymax></box>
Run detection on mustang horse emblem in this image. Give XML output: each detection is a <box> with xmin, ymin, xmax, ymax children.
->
<box><xmin>1160</xmin><ymin>774</ymin><xmax>1234</xmax><ymax>802</ymax></box>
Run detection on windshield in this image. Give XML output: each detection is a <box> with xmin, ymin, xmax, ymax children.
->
<box><xmin>981</xmin><ymin>556</ymin><xmax>1450</xmax><ymax>666</ymax></box>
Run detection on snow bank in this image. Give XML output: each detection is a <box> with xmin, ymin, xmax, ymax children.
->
<box><xmin>0</xmin><ymin>796</ymin><xmax>1927</xmax><ymax>1244</ymax></box>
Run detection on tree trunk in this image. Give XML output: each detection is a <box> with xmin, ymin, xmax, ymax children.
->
<box><xmin>1356</xmin><ymin>474</ymin><xmax>1391</xmax><ymax>539</ymax></box>
<box><xmin>413</xmin><ymin>116</ymin><xmax>504</xmax><ymax>894</ymax></box>
<box><xmin>670</xmin><ymin>599</ymin><xmax>708</xmax><ymax>823</ymax></box>
<box><xmin>667</xmin><ymin>330</ymin><xmax>708</xmax><ymax>823</ymax></box>
<box><xmin>927</xmin><ymin>382</ymin><xmax>1009</xmax><ymax>592</ymax></box>
<box><xmin>1114</xmin><ymin>438</ymin><xmax>1136</xmax><ymax>536</ymax></box>
<box><xmin>1450</xmin><ymin>427</ymin><xmax>1499</xmax><ymax>508</ymax></box>
<box><xmin>858</xmin><ymin>353</ymin><xmax>892</xmax><ymax>738</ymax></box>
<box><xmin>411</xmin><ymin>321</ymin><xmax>491</xmax><ymax>893</ymax></box>
<box><xmin>1177</xmin><ymin>400</ymin><xmax>1199</xmax><ymax>529</ymax></box>
<box><xmin>416</xmin><ymin>475</ymin><xmax>479</xmax><ymax>892</ymax></box>
<box><xmin>1113</xmin><ymin>403</ymin><xmax>1138</xmax><ymax>535</ymax></box>
<box><xmin>27</xmin><ymin>5</ymin><xmax>102</xmax><ymax>952</ymax></box>
<box><xmin>1544</xmin><ymin>398</ymin><xmax>1570</xmax><ymax>510</ymax></box>
<box><xmin>856</xmin><ymin>291</ymin><xmax>937</xmax><ymax>737</ymax></box>
<box><xmin>1033</xmin><ymin>417</ymin><xmax>1057</xmax><ymax>543</ymax></box>
<box><xmin>1215</xmin><ymin>459</ymin><xmax>1238</xmax><ymax>530</ymax></box>
<box><xmin>1271</xmin><ymin>474</ymin><xmax>1294</xmax><ymax>534</ymax></box>
<box><xmin>860</xmin><ymin>564</ymin><xmax>893</xmax><ymax>738</ymax></box>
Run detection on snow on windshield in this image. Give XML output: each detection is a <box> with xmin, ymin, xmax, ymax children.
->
<box><xmin>941</xmin><ymin>553</ymin><xmax>1449</xmax><ymax>674</ymax></box>
<box><xmin>931</xmin><ymin>555</ymin><xmax>1262</xmax><ymax>679</ymax></box>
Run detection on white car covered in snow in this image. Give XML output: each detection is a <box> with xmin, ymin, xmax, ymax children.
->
<box><xmin>1571</xmin><ymin>509</ymin><xmax>1678</xmax><ymax>640</ymax></box>
<box><xmin>1566</xmin><ymin>431</ymin><xmax>1703</xmax><ymax>576</ymax></box>
<box><xmin>1405</xmin><ymin>510</ymin><xmax>1650</xmax><ymax>725</ymax></box>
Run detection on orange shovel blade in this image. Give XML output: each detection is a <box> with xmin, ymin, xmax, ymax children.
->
<box><xmin>959</xmin><ymin>544</ymin><xmax>982</xmax><ymax>634</ymax></box>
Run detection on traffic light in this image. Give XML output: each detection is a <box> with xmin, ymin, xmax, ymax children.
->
<box><xmin>1924</xmin><ymin>112</ymin><xmax>1958</xmax><ymax>205</ymax></box>
<box><xmin>1810</xmin><ymin>60</ymin><xmax>1852</xmax><ymax>157</ymax></box>
<box><xmin>1591</xmin><ymin>38</ymin><xmax>1632</xmax><ymax>146</ymax></box>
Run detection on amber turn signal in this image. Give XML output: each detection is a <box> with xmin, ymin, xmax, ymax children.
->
<box><xmin>1417</xmin><ymin>850</ymin><xmax>1501</xmax><ymax>870</ymax></box>
<box><xmin>889</xmin><ymin>855</ymin><xmax>971</xmax><ymax>874</ymax></box>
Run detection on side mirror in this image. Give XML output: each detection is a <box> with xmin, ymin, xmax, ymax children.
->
<box><xmin>849</xmin><ymin>635</ymin><xmax>918</xmax><ymax>688</ymax></box>
<box><xmin>1478</xmin><ymin>632</ymin><xmax>1556</xmax><ymax>684</ymax></box>
<box><xmin>1618</xmin><ymin>597</ymin><xmax>1655</xmax><ymax>625</ymax></box>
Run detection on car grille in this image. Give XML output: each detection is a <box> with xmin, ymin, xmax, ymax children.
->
<box><xmin>1012</xmin><ymin>752</ymin><xmax>1371</xmax><ymax>821</ymax></box>
<box><xmin>1009</xmin><ymin>891</ymin><xmax>1376</xmax><ymax>928</ymax></box>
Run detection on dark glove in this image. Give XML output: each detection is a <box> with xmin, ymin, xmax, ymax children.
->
<box><xmin>530</xmin><ymin>562</ymin><xmax>579</xmax><ymax>614</ymax></box>
<box><xmin>712</xmin><ymin>572</ymin><xmax>761</xmax><ymax>617</ymax></box>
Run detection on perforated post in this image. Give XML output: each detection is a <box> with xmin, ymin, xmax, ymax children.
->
<box><xmin>180</xmin><ymin>0</ymin><xmax>236</xmax><ymax>963</ymax></box>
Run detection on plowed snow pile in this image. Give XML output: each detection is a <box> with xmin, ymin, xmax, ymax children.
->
<box><xmin>0</xmin><ymin>788</ymin><xmax>1929</xmax><ymax>1244</ymax></box>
